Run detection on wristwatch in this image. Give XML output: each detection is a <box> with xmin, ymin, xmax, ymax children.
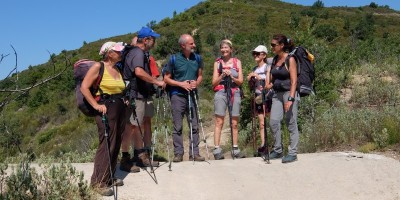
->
<box><xmin>288</xmin><ymin>96</ymin><xmax>295</xmax><ymax>102</ymax></box>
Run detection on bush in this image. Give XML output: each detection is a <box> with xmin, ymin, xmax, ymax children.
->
<box><xmin>312</xmin><ymin>24</ymin><xmax>338</xmax><ymax>42</ymax></box>
<box><xmin>1</xmin><ymin>155</ymin><xmax>96</xmax><ymax>199</ymax></box>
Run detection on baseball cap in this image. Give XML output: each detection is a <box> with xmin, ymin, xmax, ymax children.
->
<box><xmin>137</xmin><ymin>27</ymin><xmax>160</xmax><ymax>38</ymax></box>
<box><xmin>252</xmin><ymin>45</ymin><xmax>268</xmax><ymax>54</ymax></box>
<box><xmin>99</xmin><ymin>41</ymin><xmax>125</xmax><ymax>56</ymax></box>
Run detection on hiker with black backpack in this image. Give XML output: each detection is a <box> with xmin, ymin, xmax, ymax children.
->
<box><xmin>163</xmin><ymin>34</ymin><xmax>205</xmax><ymax>163</ymax></box>
<box><xmin>246</xmin><ymin>45</ymin><xmax>273</xmax><ymax>156</ymax></box>
<box><xmin>267</xmin><ymin>34</ymin><xmax>300</xmax><ymax>163</ymax></box>
<box><xmin>80</xmin><ymin>41</ymin><xmax>126</xmax><ymax>196</ymax></box>
<box><xmin>211</xmin><ymin>39</ymin><xmax>245</xmax><ymax>160</ymax></box>
<box><xmin>120</xmin><ymin>27</ymin><xmax>165</xmax><ymax>172</ymax></box>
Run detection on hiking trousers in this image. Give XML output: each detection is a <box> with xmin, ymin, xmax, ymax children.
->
<box><xmin>91</xmin><ymin>98</ymin><xmax>125</xmax><ymax>188</ymax></box>
<box><xmin>269</xmin><ymin>91</ymin><xmax>299</xmax><ymax>156</ymax></box>
<box><xmin>170</xmin><ymin>94</ymin><xmax>200</xmax><ymax>156</ymax></box>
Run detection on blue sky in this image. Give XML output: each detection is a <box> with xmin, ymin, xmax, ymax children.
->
<box><xmin>1</xmin><ymin>0</ymin><xmax>399</xmax><ymax>80</ymax></box>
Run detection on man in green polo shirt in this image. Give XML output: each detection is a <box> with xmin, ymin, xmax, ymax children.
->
<box><xmin>164</xmin><ymin>34</ymin><xmax>205</xmax><ymax>162</ymax></box>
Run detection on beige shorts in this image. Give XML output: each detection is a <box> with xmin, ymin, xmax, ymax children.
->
<box><xmin>129</xmin><ymin>97</ymin><xmax>154</xmax><ymax>126</ymax></box>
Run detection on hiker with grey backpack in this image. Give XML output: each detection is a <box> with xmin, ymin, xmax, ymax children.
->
<box><xmin>267</xmin><ymin>34</ymin><xmax>303</xmax><ymax>163</ymax></box>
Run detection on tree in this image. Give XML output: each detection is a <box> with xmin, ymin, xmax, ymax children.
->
<box><xmin>352</xmin><ymin>13</ymin><xmax>375</xmax><ymax>40</ymax></box>
<box><xmin>312</xmin><ymin>0</ymin><xmax>324</xmax><ymax>8</ymax></box>
<box><xmin>146</xmin><ymin>20</ymin><xmax>157</xmax><ymax>29</ymax></box>
<box><xmin>369</xmin><ymin>2</ymin><xmax>378</xmax><ymax>8</ymax></box>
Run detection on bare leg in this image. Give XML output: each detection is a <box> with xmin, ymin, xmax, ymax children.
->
<box><xmin>232</xmin><ymin>116</ymin><xmax>239</xmax><ymax>146</ymax></box>
<box><xmin>214</xmin><ymin>115</ymin><xmax>225</xmax><ymax>146</ymax></box>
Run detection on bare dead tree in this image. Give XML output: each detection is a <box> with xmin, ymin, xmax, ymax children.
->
<box><xmin>0</xmin><ymin>46</ymin><xmax>71</xmax><ymax>158</ymax></box>
<box><xmin>0</xmin><ymin>47</ymin><xmax>71</xmax><ymax>111</ymax></box>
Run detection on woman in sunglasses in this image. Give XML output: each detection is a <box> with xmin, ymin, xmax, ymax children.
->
<box><xmin>246</xmin><ymin>45</ymin><xmax>272</xmax><ymax>155</ymax></box>
<box><xmin>266</xmin><ymin>34</ymin><xmax>300</xmax><ymax>163</ymax></box>
<box><xmin>211</xmin><ymin>39</ymin><xmax>245</xmax><ymax>160</ymax></box>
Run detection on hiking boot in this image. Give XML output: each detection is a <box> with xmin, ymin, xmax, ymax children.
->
<box><xmin>269</xmin><ymin>150</ymin><xmax>283</xmax><ymax>159</ymax></box>
<box><xmin>282</xmin><ymin>155</ymin><xmax>297</xmax><ymax>163</ymax></box>
<box><xmin>257</xmin><ymin>146</ymin><xmax>266</xmax><ymax>156</ymax></box>
<box><xmin>189</xmin><ymin>154</ymin><xmax>205</xmax><ymax>161</ymax></box>
<box><xmin>137</xmin><ymin>152</ymin><xmax>160</xmax><ymax>167</ymax></box>
<box><xmin>213</xmin><ymin>147</ymin><xmax>224</xmax><ymax>160</ymax></box>
<box><xmin>119</xmin><ymin>156</ymin><xmax>140</xmax><ymax>173</ymax></box>
<box><xmin>108</xmin><ymin>178</ymin><xmax>124</xmax><ymax>187</ymax></box>
<box><xmin>95</xmin><ymin>187</ymin><xmax>114</xmax><ymax>196</ymax></box>
<box><xmin>173</xmin><ymin>154</ymin><xmax>183</xmax><ymax>162</ymax></box>
<box><xmin>232</xmin><ymin>148</ymin><xmax>246</xmax><ymax>159</ymax></box>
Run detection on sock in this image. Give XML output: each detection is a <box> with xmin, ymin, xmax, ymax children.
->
<box><xmin>214</xmin><ymin>146</ymin><xmax>220</xmax><ymax>149</ymax></box>
<box><xmin>233</xmin><ymin>145</ymin><xmax>238</xmax><ymax>150</ymax></box>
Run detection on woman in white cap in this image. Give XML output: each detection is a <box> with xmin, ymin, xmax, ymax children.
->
<box><xmin>246</xmin><ymin>45</ymin><xmax>272</xmax><ymax>155</ymax></box>
<box><xmin>81</xmin><ymin>41</ymin><xmax>125</xmax><ymax>196</ymax></box>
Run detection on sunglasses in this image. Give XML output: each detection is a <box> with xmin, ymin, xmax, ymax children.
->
<box><xmin>252</xmin><ymin>52</ymin><xmax>265</xmax><ymax>56</ymax></box>
<box><xmin>270</xmin><ymin>43</ymin><xmax>279</xmax><ymax>47</ymax></box>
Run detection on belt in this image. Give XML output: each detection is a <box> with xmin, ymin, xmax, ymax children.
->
<box><xmin>99</xmin><ymin>93</ymin><xmax>124</xmax><ymax>100</ymax></box>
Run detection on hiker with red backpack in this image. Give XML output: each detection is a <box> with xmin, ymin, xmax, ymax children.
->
<box><xmin>211</xmin><ymin>39</ymin><xmax>245</xmax><ymax>160</ymax></box>
<box><xmin>80</xmin><ymin>41</ymin><xmax>126</xmax><ymax>196</ymax></box>
<box><xmin>246</xmin><ymin>45</ymin><xmax>273</xmax><ymax>156</ymax></box>
<box><xmin>163</xmin><ymin>34</ymin><xmax>206</xmax><ymax>163</ymax></box>
<box><xmin>267</xmin><ymin>34</ymin><xmax>300</xmax><ymax>163</ymax></box>
<box><xmin>120</xmin><ymin>27</ymin><xmax>165</xmax><ymax>172</ymax></box>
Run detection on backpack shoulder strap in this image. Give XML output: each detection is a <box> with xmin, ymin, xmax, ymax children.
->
<box><xmin>194</xmin><ymin>53</ymin><xmax>201</xmax><ymax>65</ymax></box>
<box><xmin>232</xmin><ymin>57</ymin><xmax>239</xmax><ymax>71</ymax></box>
<box><xmin>94</xmin><ymin>62</ymin><xmax>105</xmax><ymax>95</ymax></box>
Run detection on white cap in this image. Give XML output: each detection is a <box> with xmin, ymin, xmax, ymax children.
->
<box><xmin>252</xmin><ymin>45</ymin><xmax>268</xmax><ymax>54</ymax></box>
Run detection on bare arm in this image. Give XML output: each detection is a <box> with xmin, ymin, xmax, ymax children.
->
<box><xmin>288</xmin><ymin>57</ymin><xmax>297</xmax><ymax>98</ymax></box>
<box><xmin>284</xmin><ymin>56</ymin><xmax>298</xmax><ymax>112</ymax></box>
<box><xmin>212</xmin><ymin>62</ymin><xmax>223</xmax><ymax>88</ymax></box>
<box><xmin>164</xmin><ymin>72</ymin><xmax>192</xmax><ymax>91</ymax></box>
<box><xmin>80</xmin><ymin>62</ymin><xmax>106</xmax><ymax>114</ymax></box>
<box><xmin>135</xmin><ymin>67</ymin><xmax>165</xmax><ymax>88</ymax></box>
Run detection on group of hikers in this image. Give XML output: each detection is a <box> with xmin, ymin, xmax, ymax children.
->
<box><xmin>80</xmin><ymin>27</ymin><xmax>300</xmax><ymax>196</ymax></box>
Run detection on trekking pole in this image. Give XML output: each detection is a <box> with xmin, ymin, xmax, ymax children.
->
<box><xmin>251</xmin><ymin>94</ymin><xmax>257</xmax><ymax>155</ymax></box>
<box><xmin>151</xmin><ymin>96</ymin><xmax>160</xmax><ymax>166</ymax></box>
<box><xmin>192</xmin><ymin>89</ymin><xmax>210</xmax><ymax>160</ymax></box>
<box><xmin>131</xmin><ymin>100</ymin><xmax>156</xmax><ymax>175</ymax></box>
<box><xmin>188</xmin><ymin>89</ymin><xmax>195</xmax><ymax>164</ymax></box>
<box><xmin>102</xmin><ymin>114</ymin><xmax>117</xmax><ymax>200</ymax></box>
<box><xmin>262</xmin><ymin>89</ymin><xmax>270</xmax><ymax>164</ymax></box>
<box><xmin>225</xmin><ymin>76</ymin><xmax>235</xmax><ymax>160</ymax></box>
<box><xmin>249</xmin><ymin>78</ymin><xmax>257</xmax><ymax>154</ymax></box>
<box><xmin>161</xmin><ymin>92</ymin><xmax>172</xmax><ymax>171</ymax></box>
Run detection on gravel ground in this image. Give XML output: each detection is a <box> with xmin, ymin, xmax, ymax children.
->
<box><xmin>70</xmin><ymin>151</ymin><xmax>400</xmax><ymax>200</ymax></box>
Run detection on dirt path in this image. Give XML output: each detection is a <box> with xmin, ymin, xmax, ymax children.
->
<box><xmin>71</xmin><ymin>151</ymin><xmax>400</xmax><ymax>200</ymax></box>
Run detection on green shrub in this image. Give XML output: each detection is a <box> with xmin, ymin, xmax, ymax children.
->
<box><xmin>1</xmin><ymin>155</ymin><xmax>96</xmax><ymax>199</ymax></box>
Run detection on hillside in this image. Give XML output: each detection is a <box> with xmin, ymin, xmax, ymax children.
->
<box><xmin>1</xmin><ymin>0</ymin><xmax>400</xmax><ymax>162</ymax></box>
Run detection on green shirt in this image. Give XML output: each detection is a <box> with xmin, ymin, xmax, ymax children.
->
<box><xmin>165</xmin><ymin>52</ymin><xmax>203</xmax><ymax>81</ymax></box>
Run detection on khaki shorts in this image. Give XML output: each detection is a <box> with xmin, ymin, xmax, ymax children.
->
<box><xmin>129</xmin><ymin>97</ymin><xmax>154</xmax><ymax>126</ymax></box>
<box><xmin>214</xmin><ymin>89</ymin><xmax>241</xmax><ymax>117</ymax></box>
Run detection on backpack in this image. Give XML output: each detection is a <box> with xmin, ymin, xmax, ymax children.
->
<box><xmin>120</xmin><ymin>45</ymin><xmax>155</xmax><ymax>99</ymax></box>
<box><xmin>162</xmin><ymin>53</ymin><xmax>201</xmax><ymax>94</ymax></box>
<box><xmin>286</xmin><ymin>46</ymin><xmax>315</xmax><ymax>97</ymax></box>
<box><xmin>73</xmin><ymin>59</ymin><xmax>104</xmax><ymax>117</ymax></box>
<box><xmin>214</xmin><ymin>57</ymin><xmax>244</xmax><ymax>98</ymax></box>
<box><xmin>272</xmin><ymin>46</ymin><xmax>315</xmax><ymax>97</ymax></box>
